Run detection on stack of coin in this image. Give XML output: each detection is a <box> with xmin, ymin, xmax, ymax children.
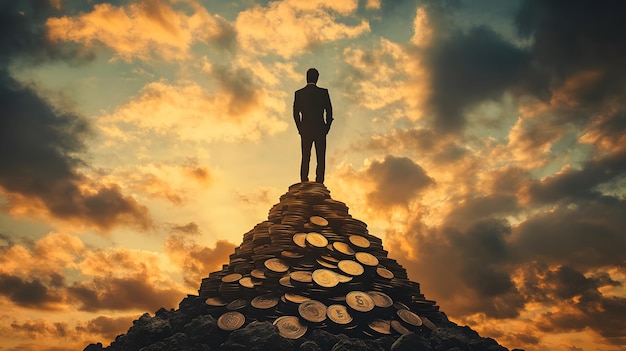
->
<box><xmin>198</xmin><ymin>182</ymin><xmax>443</xmax><ymax>339</ymax></box>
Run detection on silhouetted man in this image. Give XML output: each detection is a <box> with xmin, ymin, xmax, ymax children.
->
<box><xmin>293</xmin><ymin>68</ymin><xmax>333</xmax><ymax>183</ymax></box>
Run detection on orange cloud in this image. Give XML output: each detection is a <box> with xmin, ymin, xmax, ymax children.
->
<box><xmin>235</xmin><ymin>0</ymin><xmax>369</xmax><ymax>58</ymax></box>
<box><xmin>3</xmin><ymin>182</ymin><xmax>151</xmax><ymax>233</ymax></box>
<box><xmin>341</xmin><ymin>38</ymin><xmax>429</xmax><ymax>117</ymax></box>
<box><xmin>98</xmin><ymin>78</ymin><xmax>288</xmax><ymax>145</ymax></box>
<box><xmin>46</xmin><ymin>0</ymin><xmax>233</xmax><ymax>61</ymax></box>
<box><xmin>164</xmin><ymin>225</ymin><xmax>236</xmax><ymax>289</ymax></box>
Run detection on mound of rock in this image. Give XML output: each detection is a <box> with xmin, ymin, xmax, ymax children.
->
<box><xmin>85</xmin><ymin>182</ymin><xmax>521</xmax><ymax>351</ymax></box>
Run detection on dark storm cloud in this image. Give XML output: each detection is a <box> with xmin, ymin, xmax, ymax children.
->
<box><xmin>523</xmin><ymin>264</ymin><xmax>626</xmax><ymax>344</ymax></box>
<box><xmin>395</xmin><ymin>218</ymin><xmax>526</xmax><ymax>319</ymax></box>
<box><xmin>420</xmin><ymin>0</ymin><xmax>626</xmax><ymax>133</ymax></box>
<box><xmin>365</xmin><ymin>155</ymin><xmax>434</xmax><ymax>207</ymax></box>
<box><xmin>0</xmin><ymin>274</ymin><xmax>63</xmax><ymax>309</ymax></box>
<box><xmin>68</xmin><ymin>277</ymin><xmax>181</xmax><ymax>312</ymax></box>
<box><xmin>0</xmin><ymin>1</ymin><xmax>151</xmax><ymax>231</ymax></box>
<box><xmin>443</xmin><ymin>194</ymin><xmax>519</xmax><ymax>230</ymax></box>
<box><xmin>425</xmin><ymin>26</ymin><xmax>530</xmax><ymax>132</ymax></box>
<box><xmin>528</xmin><ymin>149</ymin><xmax>626</xmax><ymax>204</ymax></box>
<box><xmin>516</xmin><ymin>0</ymin><xmax>626</xmax><ymax>90</ymax></box>
<box><xmin>513</xmin><ymin>199</ymin><xmax>626</xmax><ymax>269</ymax></box>
<box><xmin>0</xmin><ymin>0</ymin><xmax>93</xmax><ymax>65</ymax></box>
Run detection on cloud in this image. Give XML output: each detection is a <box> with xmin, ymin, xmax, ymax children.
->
<box><xmin>46</xmin><ymin>0</ymin><xmax>234</xmax><ymax>61</ymax></box>
<box><xmin>0</xmin><ymin>1</ymin><xmax>150</xmax><ymax>232</ymax></box>
<box><xmin>0</xmin><ymin>232</ymin><xmax>185</xmax><ymax>312</ymax></box>
<box><xmin>10</xmin><ymin>319</ymin><xmax>69</xmax><ymax>338</ymax></box>
<box><xmin>526</xmin><ymin>149</ymin><xmax>626</xmax><ymax>205</ymax></box>
<box><xmin>0</xmin><ymin>0</ymin><xmax>93</xmax><ymax>65</ymax></box>
<box><xmin>424</xmin><ymin>26</ymin><xmax>530</xmax><ymax>132</ymax></box>
<box><xmin>101</xmin><ymin>162</ymin><xmax>212</xmax><ymax>206</ymax></box>
<box><xmin>0</xmin><ymin>274</ymin><xmax>64</xmax><ymax>310</ymax></box>
<box><xmin>340</xmin><ymin>37</ymin><xmax>429</xmax><ymax>116</ymax></box>
<box><xmin>80</xmin><ymin>315</ymin><xmax>136</xmax><ymax>341</ymax></box>
<box><xmin>5</xmin><ymin>315</ymin><xmax>136</xmax><ymax>350</ymax></box>
<box><xmin>68</xmin><ymin>277</ymin><xmax>181</xmax><ymax>312</ymax></box>
<box><xmin>98</xmin><ymin>77</ymin><xmax>288</xmax><ymax>144</ymax></box>
<box><xmin>525</xmin><ymin>264</ymin><xmax>626</xmax><ymax>345</ymax></box>
<box><xmin>164</xmin><ymin>225</ymin><xmax>236</xmax><ymax>289</ymax></box>
<box><xmin>364</xmin><ymin>155</ymin><xmax>434</xmax><ymax>208</ymax></box>
<box><xmin>358</xmin><ymin>127</ymin><xmax>468</xmax><ymax>163</ymax></box>
<box><xmin>0</xmin><ymin>232</ymin><xmax>83</xmax><ymax>281</ymax></box>
<box><xmin>515</xmin><ymin>0</ymin><xmax>626</xmax><ymax>100</ymax></box>
<box><xmin>235</xmin><ymin>0</ymin><xmax>370</xmax><ymax>58</ymax></box>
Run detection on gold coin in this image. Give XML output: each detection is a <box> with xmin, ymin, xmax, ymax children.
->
<box><xmin>332</xmin><ymin>242</ymin><xmax>355</xmax><ymax>256</ymax></box>
<box><xmin>221</xmin><ymin>273</ymin><xmax>243</xmax><ymax>283</ymax></box>
<box><xmin>281</xmin><ymin>250</ymin><xmax>304</xmax><ymax>259</ymax></box>
<box><xmin>292</xmin><ymin>233</ymin><xmax>307</xmax><ymax>248</ymax></box>
<box><xmin>338</xmin><ymin>260</ymin><xmax>364</xmax><ymax>276</ymax></box>
<box><xmin>251</xmin><ymin>294</ymin><xmax>279</xmax><ymax>309</ymax></box>
<box><xmin>217</xmin><ymin>311</ymin><xmax>245</xmax><ymax>331</ymax></box>
<box><xmin>273</xmin><ymin>316</ymin><xmax>307</xmax><ymax>339</ymax></box>
<box><xmin>316</xmin><ymin>259</ymin><xmax>337</xmax><ymax>269</ymax></box>
<box><xmin>290</xmin><ymin>271</ymin><xmax>313</xmax><ymax>283</ymax></box>
<box><xmin>226</xmin><ymin>299</ymin><xmax>248</xmax><ymax>311</ymax></box>
<box><xmin>205</xmin><ymin>297</ymin><xmax>228</xmax><ymax>307</ymax></box>
<box><xmin>348</xmin><ymin>235</ymin><xmax>370</xmax><ymax>248</ymax></box>
<box><xmin>238</xmin><ymin>277</ymin><xmax>255</xmax><ymax>288</ymax></box>
<box><xmin>355</xmin><ymin>252</ymin><xmax>379</xmax><ymax>266</ymax></box>
<box><xmin>390</xmin><ymin>320</ymin><xmax>411</xmax><ymax>335</ymax></box>
<box><xmin>305</xmin><ymin>232</ymin><xmax>328</xmax><ymax>248</ymax></box>
<box><xmin>298</xmin><ymin>300</ymin><xmax>327</xmax><ymax>323</ymax></box>
<box><xmin>309</xmin><ymin>216</ymin><xmax>329</xmax><ymax>227</ymax></box>
<box><xmin>376</xmin><ymin>267</ymin><xmax>394</xmax><ymax>279</ymax></box>
<box><xmin>421</xmin><ymin>316</ymin><xmax>437</xmax><ymax>332</ymax></box>
<box><xmin>251</xmin><ymin>269</ymin><xmax>267</xmax><ymax>279</ymax></box>
<box><xmin>369</xmin><ymin>319</ymin><xmax>392</xmax><ymax>335</ymax></box>
<box><xmin>326</xmin><ymin>304</ymin><xmax>353</xmax><ymax>325</ymax></box>
<box><xmin>284</xmin><ymin>293</ymin><xmax>310</xmax><ymax>304</ymax></box>
<box><xmin>320</xmin><ymin>255</ymin><xmax>339</xmax><ymax>263</ymax></box>
<box><xmin>346</xmin><ymin>291</ymin><xmax>375</xmax><ymax>312</ymax></box>
<box><xmin>279</xmin><ymin>275</ymin><xmax>295</xmax><ymax>288</ymax></box>
<box><xmin>335</xmin><ymin>273</ymin><xmax>353</xmax><ymax>283</ymax></box>
<box><xmin>264</xmin><ymin>258</ymin><xmax>289</xmax><ymax>273</ymax></box>
<box><xmin>367</xmin><ymin>291</ymin><xmax>393</xmax><ymax>308</ymax></box>
<box><xmin>312</xmin><ymin>269</ymin><xmax>339</xmax><ymax>288</ymax></box>
<box><xmin>397</xmin><ymin>309</ymin><xmax>422</xmax><ymax>327</ymax></box>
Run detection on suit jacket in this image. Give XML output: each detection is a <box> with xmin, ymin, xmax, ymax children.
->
<box><xmin>293</xmin><ymin>84</ymin><xmax>333</xmax><ymax>137</ymax></box>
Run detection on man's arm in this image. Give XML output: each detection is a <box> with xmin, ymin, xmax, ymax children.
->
<box><xmin>293</xmin><ymin>91</ymin><xmax>302</xmax><ymax>135</ymax></box>
<box><xmin>324</xmin><ymin>89</ymin><xmax>333</xmax><ymax>133</ymax></box>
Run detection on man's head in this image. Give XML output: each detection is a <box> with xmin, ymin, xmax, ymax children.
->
<box><xmin>306</xmin><ymin>68</ymin><xmax>319</xmax><ymax>84</ymax></box>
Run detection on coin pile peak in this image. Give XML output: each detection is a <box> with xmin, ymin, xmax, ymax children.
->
<box><xmin>199</xmin><ymin>182</ymin><xmax>441</xmax><ymax>337</ymax></box>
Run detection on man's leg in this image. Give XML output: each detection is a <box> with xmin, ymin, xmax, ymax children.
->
<box><xmin>301</xmin><ymin>135</ymin><xmax>314</xmax><ymax>182</ymax></box>
<box><xmin>314</xmin><ymin>135</ymin><xmax>326</xmax><ymax>183</ymax></box>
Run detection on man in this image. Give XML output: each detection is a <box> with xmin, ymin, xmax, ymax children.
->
<box><xmin>293</xmin><ymin>68</ymin><xmax>333</xmax><ymax>183</ymax></box>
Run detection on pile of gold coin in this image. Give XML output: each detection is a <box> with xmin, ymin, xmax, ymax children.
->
<box><xmin>199</xmin><ymin>182</ymin><xmax>440</xmax><ymax>339</ymax></box>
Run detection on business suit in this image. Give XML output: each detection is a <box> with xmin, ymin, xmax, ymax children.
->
<box><xmin>293</xmin><ymin>83</ymin><xmax>333</xmax><ymax>183</ymax></box>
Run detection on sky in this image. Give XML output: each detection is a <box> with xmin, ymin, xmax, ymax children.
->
<box><xmin>1</xmin><ymin>0</ymin><xmax>625</xmax><ymax>350</ymax></box>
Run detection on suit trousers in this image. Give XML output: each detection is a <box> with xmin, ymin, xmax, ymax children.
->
<box><xmin>300</xmin><ymin>133</ymin><xmax>326</xmax><ymax>183</ymax></box>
